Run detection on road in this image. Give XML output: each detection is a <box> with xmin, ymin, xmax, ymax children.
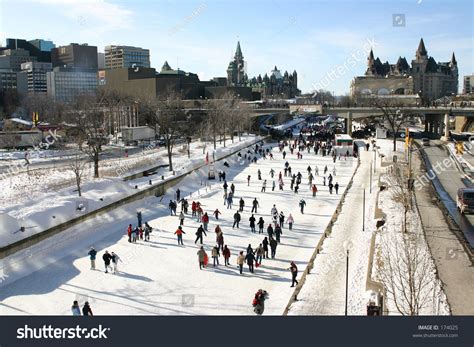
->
<box><xmin>420</xmin><ymin>140</ymin><xmax>474</xmax><ymax>249</ymax></box>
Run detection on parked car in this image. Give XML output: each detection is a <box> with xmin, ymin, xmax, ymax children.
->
<box><xmin>456</xmin><ymin>188</ymin><xmax>474</xmax><ymax>214</ymax></box>
<box><xmin>422</xmin><ymin>138</ymin><xmax>430</xmax><ymax>146</ymax></box>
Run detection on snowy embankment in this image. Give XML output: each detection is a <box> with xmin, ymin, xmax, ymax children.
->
<box><xmin>0</xmin><ymin>141</ymin><xmax>356</xmax><ymax>315</ymax></box>
<box><xmin>288</xmin><ymin>148</ymin><xmax>374</xmax><ymax>315</ymax></box>
<box><xmin>372</xmin><ymin>139</ymin><xmax>450</xmax><ymax>315</ymax></box>
<box><xmin>0</xmin><ymin>136</ymin><xmax>261</xmax><ymax>249</ymax></box>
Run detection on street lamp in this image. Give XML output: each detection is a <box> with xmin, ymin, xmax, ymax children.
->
<box><xmin>343</xmin><ymin>240</ymin><xmax>351</xmax><ymax>316</ymax></box>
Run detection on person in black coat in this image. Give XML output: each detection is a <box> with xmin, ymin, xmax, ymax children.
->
<box><xmin>267</xmin><ymin>224</ymin><xmax>274</xmax><ymax>239</ymax></box>
<box><xmin>245</xmin><ymin>251</ymin><xmax>256</xmax><ymax>273</ymax></box>
<box><xmin>102</xmin><ymin>250</ymin><xmax>113</xmax><ymax>273</ymax></box>
<box><xmin>262</xmin><ymin>237</ymin><xmax>269</xmax><ymax>258</ymax></box>
<box><xmin>257</xmin><ymin>217</ymin><xmax>265</xmax><ymax>234</ymax></box>
<box><xmin>82</xmin><ymin>301</ymin><xmax>93</xmax><ymax>316</ymax></box>
<box><xmin>233</xmin><ymin>211</ymin><xmax>241</xmax><ymax>228</ymax></box>
<box><xmin>249</xmin><ymin>214</ymin><xmax>256</xmax><ymax>233</ymax></box>
<box><xmin>194</xmin><ymin>225</ymin><xmax>207</xmax><ymax>244</ymax></box>
<box><xmin>269</xmin><ymin>237</ymin><xmax>278</xmax><ymax>259</ymax></box>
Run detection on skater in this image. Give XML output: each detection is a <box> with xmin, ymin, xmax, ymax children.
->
<box><xmin>294</xmin><ymin>184</ymin><xmax>299</xmax><ymax>194</ymax></box>
<box><xmin>223</xmin><ymin>180</ymin><xmax>228</xmax><ymax>194</ymax></box>
<box><xmin>127</xmin><ymin>224</ymin><xmax>132</xmax><ymax>243</ymax></box>
<box><xmin>283</xmin><ymin>150</ymin><xmax>286</xmax><ymax>159</ymax></box>
<box><xmin>82</xmin><ymin>301</ymin><xmax>93</xmax><ymax>316</ymax></box>
<box><xmin>287</xmin><ymin>213</ymin><xmax>294</xmax><ymax>230</ymax></box>
<box><xmin>247</xmin><ymin>175</ymin><xmax>251</xmax><ymax>186</ymax></box>
<box><xmin>299</xmin><ymin>199</ymin><xmax>306</xmax><ymax>214</ymax></box>
<box><xmin>255</xmin><ymin>244</ymin><xmax>264</xmax><ymax>265</ymax></box>
<box><xmin>269</xmin><ymin>168</ymin><xmax>275</xmax><ymax>178</ymax></box>
<box><xmin>102</xmin><ymin>250</ymin><xmax>113</xmax><ymax>273</ymax></box>
<box><xmin>267</xmin><ymin>224</ymin><xmax>274</xmax><ymax>239</ymax></box>
<box><xmin>215</xmin><ymin>225</ymin><xmax>224</xmax><ymax>251</ymax></box>
<box><xmin>249</xmin><ymin>214</ymin><xmax>256</xmax><ymax>233</ymax></box>
<box><xmin>144</xmin><ymin>223</ymin><xmax>151</xmax><ymax>241</ymax></box>
<box><xmin>312</xmin><ymin>184</ymin><xmax>318</xmax><ymax>197</ymax></box>
<box><xmin>197</xmin><ymin>246</ymin><xmax>207</xmax><ymax>270</ymax></box>
<box><xmin>271</xmin><ymin>204</ymin><xmax>278</xmax><ymax>217</ymax></box>
<box><xmin>111</xmin><ymin>252</ymin><xmax>121</xmax><ymax>274</ymax></box>
<box><xmin>329</xmin><ymin>182</ymin><xmax>334</xmax><ymax>194</ymax></box>
<box><xmin>335</xmin><ymin>182</ymin><xmax>339</xmax><ymax>194</ymax></box>
<box><xmin>230</xmin><ymin>183</ymin><xmax>235</xmax><ymax>195</ymax></box>
<box><xmin>192</xmin><ymin>201</ymin><xmax>197</xmax><ymax>217</ymax></box>
<box><xmin>252</xmin><ymin>289</ymin><xmax>269</xmax><ymax>315</ymax></box>
<box><xmin>262</xmin><ymin>237</ymin><xmax>269</xmax><ymax>258</ymax></box>
<box><xmin>270</xmin><ymin>237</ymin><xmax>278</xmax><ymax>259</ymax></box>
<box><xmin>211</xmin><ymin>245</ymin><xmax>220</xmax><ymax>267</ymax></box>
<box><xmin>275</xmin><ymin>224</ymin><xmax>282</xmax><ymax>243</ymax></box>
<box><xmin>237</xmin><ymin>251</ymin><xmax>245</xmax><ymax>274</ymax></box>
<box><xmin>279</xmin><ymin>211</ymin><xmax>285</xmax><ymax>228</ymax></box>
<box><xmin>202</xmin><ymin>212</ymin><xmax>209</xmax><ymax>231</ymax></box>
<box><xmin>213</xmin><ymin>208</ymin><xmax>221</xmax><ymax>220</ymax></box>
<box><xmin>132</xmin><ymin>227</ymin><xmax>138</xmax><ymax>243</ymax></box>
<box><xmin>257</xmin><ymin>217</ymin><xmax>265</xmax><ymax>234</ymax></box>
<box><xmin>261</xmin><ymin>180</ymin><xmax>267</xmax><ymax>192</ymax></box>
<box><xmin>323</xmin><ymin>176</ymin><xmax>326</xmax><ymax>186</ymax></box>
<box><xmin>179</xmin><ymin>211</ymin><xmax>185</xmax><ymax>226</ymax></box>
<box><xmin>289</xmin><ymin>261</ymin><xmax>299</xmax><ymax>287</ymax></box>
<box><xmin>194</xmin><ymin>225</ymin><xmax>207</xmax><ymax>244</ymax></box>
<box><xmin>233</xmin><ymin>211</ymin><xmax>241</xmax><ymax>228</ymax></box>
<box><xmin>71</xmin><ymin>300</ymin><xmax>81</xmax><ymax>316</ymax></box>
<box><xmin>223</xmin><ymin>245</ymin><xmax>231</xmax><ymax>266</ymax></box>
<box><xmin>175</xmin><ymin>226</ymin><xmax>185</xmax><ymax>245</ymax></box>
<box><xmin>88</xmin><ymin>246</ymin><xmax>97</xmax><ymax>270</ymax></box>
<box><xmin>245</xmin><ymin>250</ymin><xmax>256</xmax><ymax>273</ymax></box>
<box><xmin>226</xmin><ymin>193</ymin><xmax>233</xmax><ymax>209</ymax></box>
<box><xmin>239</xmin><ymin>197</ymin><xmax>245</xmax><ymax>212</ymax></box>
<box><xmin>315</xmin><ymin>166</ymin><xmax>319</xmax><ymax>176</ymax></box>
<box><xmin>258</xmin><ymin>169</ymin><xmax>262</xmax><ymax>180</ymax></box>
<box><xmin>176</xmin><ymin>188</ymin><xmax>181</xmax><ymax>202</ymax></box>
<box><xmin>272</xmin><ymin>180</ymin><xmax>276</xmax><ymax>191</ymax></box>
<box><xmin>137</xmin><ymin>211</ymin><xmax>142</xmax><ymax>227</ymax></box>
<box><xmin>324</xmin><ymin>165</ymin><xmax>328</xmax><ymax>174</ymax></box>
<box><xmin>251</xmin><ymin>198</ymin><xmax>259</xmax><ymax>213</ymax></box>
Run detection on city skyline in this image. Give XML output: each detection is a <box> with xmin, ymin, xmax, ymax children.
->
<box><xmin>1</xmin><ymin>0</ymin><xmax>473</xmax><ymax>95</ymax></box>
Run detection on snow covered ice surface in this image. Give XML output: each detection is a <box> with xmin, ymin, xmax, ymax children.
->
<box><xmin>0</xmin><ymin>142</ymin><xmax>357</xmax><ymax>315</ymax></box>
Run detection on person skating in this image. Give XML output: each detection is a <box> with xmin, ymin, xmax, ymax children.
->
<box><xmin>144</xmin><ymin>223</ymin><xmax>151</xmax><ymax>241</ymax></box>
<box><xmin>237</xmin><ymin>251</ymin><xmax>245</xmax><ymax>274</ymax></box>
<box><xmin>261</xmin><ymin>179</ymin><xmax>267</xmax><ymax>192</ymax></box>
<box><xmin>215</xmin><ymin>225</ymin><xmax>224</xmax><ymax>251</ymax></box>
<box><xmin>262</xmin><ymin>237</ymin><xmax>269</xmax><ymax>258</ymax></box>
<box><xmin>127</xmin><ymin>224</ymin><xmax>132</xmax><ymax>243</ymax></box>
<box><xmin>249</xmin><ymin>214</ymin><xmax>256</xmax><ymax>233</ymax></box>
<box><xmin>289</xmin><ymin>261</ymin><xmax>299</xmax><ymax>287</ymax></box>
<box><xmin>257</xmin><ymin>217</ymin><xmax>265</xmax><ymax>234</ymax></box>
<box><xmin>324</xmin><ymin>165</ymin><xmax>328</xmax><ymax>174</ymax></box>
<box><xmin>230</xmin><ymin>183</ymin><xmax>235</xmax><ymax>195</ymax></box>
<box><xmin>223</xmin><ymin>245</ymin><xmax>231</xmax><ymax>266</ymax></box>
<box><xmin>233</xmin><ymin>211</ymin><xmax>241</xmax><ymax>229</ymax></box>
<box><xmin>175</xmin><ymin>226</ymin><xmax>185</xmax><ymax>245</ymax></box>
<box><xmin>192</xmin><ymin>201</ymin><xmax>197</xmax><ymax>217</ymax></box>
<box><xmin>239</xmin><ymin>197</ymin><xmax>245</xmax><ymax>212</ymax></box>
<box><xmin>315</xmin><ymin>165</ymin><xmax>319</xmax><ymax>176</ymax></box>
<box><xmin>211</xmin><ymin>245</ymin><xmax>220</xmax><ymax>267</ymax></box>
<box><xmin>168</xmin><ymin>200</ymin><xmax>176</xmax><ymax>216</ymax></box>
<box><xmin>251</xmin><ymin>198</ymin><xmax>259</xmax><ymax>213</ymax></box>
<box><xmin>312</xmin><ymin>184</ymin><xmax>318</xmax><ymax>197</ymax></box>
<box><xmin>88</xmin><ymin>246</ymin><xmax>97</xmax><ymax>270</ymax></box>
<box><xmin>252</xmin><ymin>289</ymin><xmax>269</xmax><ymax>315</ymax></box>
<box><xmin>202</xmin><ymin>212</ymin><xmax>209</xmax><ymax>231</ymax></box>
<box><xmin>329</xmin><ymin>182</ymin><xmax>334</xmax><ymax>194</ymax></box>
<box><xmin>137</xmin><ymin>211</ymin><xmax>142</xmax><ymax>227</ymax></box>
<box><xmin>197</xmin><ymin>246</ymin><xmax>207</xmax><ymax>270</ymax></box>
<box><xmin>111</xmin><ymin>252</ymin><xmax>121</xmax><ymax>274</ymax></box>
<box><xmin>283</xmin><ymin>150</ymin><xmax>286</xmax><ymax>159</ymax></box>
<box><xmin>132</xmin><ymin>227</ymin><xmax>138</xmax><ymax>243</ymax></box>
<box><xmin>269</xmin><ymin>168</ymin><xmax>275</xmax><ymax>178</ymax></box>
<box><xmin>257</xmin><ymin>169</ymin><xmax>262</xmax><ymax>180</ymax></box>
<box><xmin>176</xmin><ymin>188</ymin><xmax>181</xmax><ymax>202</ymax></box>
<box><xmin>294</xmin><ymin>184</ymin><xmax>299</xmax><ymax>194</ymax></box>
<box><xmin>255</xmin><ymin>244</ymin><xmax>264</xmax><ymax>266</ymax></box>
<box><xmin>299</xmin><ymin>199</ymin><xmax>306</xmax><ymax>214</ymax></box>
<box><xmin>213</xmin><ymin>208</ymin><xmax>221</xmax><ymax>220</ymax></box>
<box><xmin>223</xmin><ymin>180</ymin><xmax>228</xmax><ymax>194</ymax></box>
<box><xmin>279</xmin><ymin>212</ymin><xmax>285</xmax><ymax>228</ymax></box>
<box><xmin>82</xmin><ymin>301</ymin><xmax>93</xmax><ymax>316</ymax></box>
<box><xmin>194</xmin><ymin>225</ymin><xmax>207</xmax><ymax>244</ymax></box>
<box><xmin>179</xmin><ymin>211</ymin><xmax>185</xmax><ymax>226</ymax></box>
<box><xmin>226</xmin><ymin>193</ymin><xmax>233</xmax><ymax>209</ymax></box>
<box><xmin>267</xmin><ymin>224</ymin><xmax>274</xmax><ymax>239</ymax></box>
<box><xmin>335</xmin><ymin>182</ymin><xmax>339</xmax><ymax>194</ymax></box>
<box><xmin>102</xmin><ymin>250</ymin><xmax>113</xmax><ymax>273</ymax></box>
<box><xmin>71</xmin><ymin>300</ymin><xmax>81</xmax><ymax>316</ymax></box>
<box><xmin>271</xmin><ymin>204</ymin><xmax>278</xmax><ymax>216</ymax></box>
<box><xmin>269</xmin><ymin>237</ymin><xmax>278</xmax><ymax>259</ymax></box>
<box><xmin>247</xmin><ymin>175</ymin><xmax>251</xmax><ymax>186</ymax></box>
<box><xmin>287</xmin><ymin>213</ymin><xmax>294</xmax><ymax>230</ymax></box>
<box><xmin>274</xmin><ymin>224</ymin><xmax>282</xmax><ymax>243</ymax></box>
<box><xmin>245</xmin><ymin>250</ymin><xmax>256</xmax><ymax>273</ymax></box>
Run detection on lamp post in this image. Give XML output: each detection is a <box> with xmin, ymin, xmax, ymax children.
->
<box><xmin>363</xmin><ymin>188</ymin><xmax>365</xmax><ymax>231</ymax></box>
<box><xmin>343</xmin><ymin>241</ymin><xmax>350</xmax><ymax>316</ymax></box>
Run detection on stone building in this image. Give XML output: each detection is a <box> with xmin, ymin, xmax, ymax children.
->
<box><xmin>226</xmin><ymin>42</ymin><xmax>299</xmax><ymax>98</ymax></box>
<box><xmin>351</xmin><ymin>38</ymin><xmax>458</xmax><ymax>104</ymax></box>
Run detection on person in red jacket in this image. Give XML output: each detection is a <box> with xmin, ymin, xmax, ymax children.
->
<box><xmin>191</xmin><ymin>201</ymin><xmax>197</xmax><ymax>217</ymax></box>
<box><xmin>127</xmin><ymin>224</ymin><xmax>132</xmax><ymax>243</ymax></box>
<box><xmin>223</xmin><ymin>245</ymin><xmax>231</xmax><ymax>266</ymax></box>
<box><xmin>201</xmin><ymin>212</ymin><xmax>209</xmax><ymax>231</ymax></box>
<box><xmin>312</xmin><ymin>184</ymin><xmax>318</xmax><ymax>197</ymax></box>
<box><xmin>174</xmin><ymin>226</ymin><xmax>186</xmax><ymax>245</ymax></box>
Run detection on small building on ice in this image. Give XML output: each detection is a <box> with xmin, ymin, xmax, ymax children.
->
<box><xmin>333</xmin><ymin>134</ymin><xmax>354</xmax><ymax>155</ymax></box>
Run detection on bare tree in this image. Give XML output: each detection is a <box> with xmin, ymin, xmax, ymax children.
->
<box><xmin>376</xmin><ymin>230</ymin><xmax>435</xmax><ymax>315</ymax></box>
<box><xmin>386</xmin><ymin>165</ymin><xmax>413</xmax><ymax>233</ymax></box>
<box><xmin>206</xmin><ymin>98</ymin><xmax>225</xmax><ymax>150</ymax></box>
<box><xmin>68</xmin><ymin>151</ymin><xmax>88</xmax><ymax>197</ymax></box>
<box><xmin>376</xmin><ymin>101</ymin><xmax>411</xmax><ymax>151</ymax></box>
<box><xmin>148</xmin><ymin>90</ymin><xmax>187</xmax><ymax>172</ymax></box>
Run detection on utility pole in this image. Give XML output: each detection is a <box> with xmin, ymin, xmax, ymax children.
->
<box><xmin>362</xmin><ymin>188</ymin><xmax>365</xmax><ymax>231</ymax></box>
<box><xmin>370</xmin><ymin>162</ymin><xmax>372</xmax><ymax>194</ymax></box>
<box><xmin>345</xmin><ymin>248</ymin><xmax>349</xmax><ymax>316</ymax></box>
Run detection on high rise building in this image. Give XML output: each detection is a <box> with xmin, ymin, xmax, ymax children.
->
<box><xmin>3</xmin><ymin>38</ymin><xmax>53</xmax><ymax>62</ymax></box>
<box><xmin>104</xmin><ymin>45</ymin><xmax>150</xmax><ymax>69</ymax></box>
<box><xmin>51</xmin><ymin>43</ymin><xmax>98</xmax><ymax>70</ymax></box>
<box><xmin>28</xmin><ymin>39</ymin><xmax>56</xmax><ymax>53</ymax></box>
<box><xmin>20</xmin><ymin>61</ymin><xmax>53</xmax><ymax>94</ymax></box>
<box><xmin>463</xmin><ymin>75</ymin><xmax>474</xmax><ymax>94</ymax></box>
<box><xmin>0</xmin><ymin>48</ymin><xmax>37</xmax><ymax>71</ymax></box>
<box><xmin>46</xmin><ymin>67</ymin><xmax>97</xmax><ymax>102</ymax></box>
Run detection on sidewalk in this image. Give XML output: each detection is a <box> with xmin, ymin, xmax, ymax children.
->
<box><xmin>288</xmin><ymin>150</ymin><xmax>375</xmax><ymax>315</ymax></box>
<box><xmin>413</xmin><ymin>150</ymin><xmax>474</xmax><ymax>315</ymax></box>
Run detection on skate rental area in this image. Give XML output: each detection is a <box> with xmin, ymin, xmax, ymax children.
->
<box><xmin>0</xmin><ymin>138</ymin><xmax>358</xmax><ymax>315</ymax></box>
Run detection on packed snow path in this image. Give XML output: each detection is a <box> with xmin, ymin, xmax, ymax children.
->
<box><xmin>0</xmin><ymin>142</ymin><xmax>357</xmax><ymax>315</ymax></box>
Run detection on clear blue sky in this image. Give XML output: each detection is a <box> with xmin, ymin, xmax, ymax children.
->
<box><xmin>1</xmin><ymin>0</ymin><xmax>472</xmax><ymax>94</ymax></box>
